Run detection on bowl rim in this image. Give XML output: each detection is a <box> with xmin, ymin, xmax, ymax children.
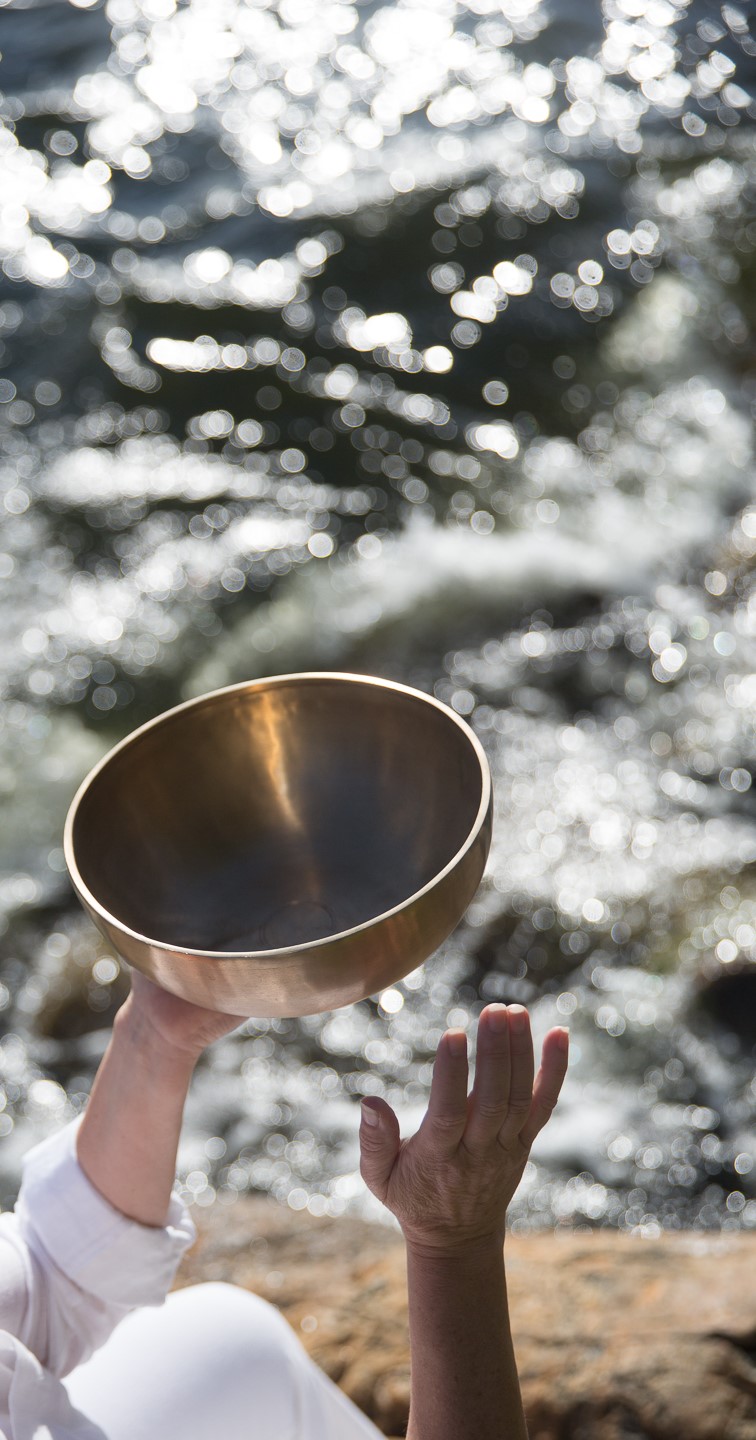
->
<box><xmin>63</xmin><ymin>671</ymin><xmax>492</xmax><ymax>961</ymax></box>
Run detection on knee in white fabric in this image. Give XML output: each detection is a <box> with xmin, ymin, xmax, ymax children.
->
<box><xmin>63</xmin><ymin>1282</ymin><xmax>385</xmax><ymax>1440</ymax></box>
<box><xmin>168</xmin><ymin>1282</ymin><xmax>308</xmax><ymax>1368</ymax></box>
<box><xmin>63</xmin><ymin>1283</ymin><xmax>308</xmax><ymax>1440</ymax></box>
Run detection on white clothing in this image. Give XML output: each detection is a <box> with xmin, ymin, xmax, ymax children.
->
<box><xmin>0</xmin><ymin>1120</ymin><xmax>382</xmax><ymax>1439</ymax></box>
<box><xmin>63</xmin><ymin>1283</ymin><xmax>383</xmax><ymax>1440</ymax></box>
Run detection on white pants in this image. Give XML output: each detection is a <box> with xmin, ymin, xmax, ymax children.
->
<box><xmin>62</xmin><ymin>1283</ymin><xmax>384</xmax><ymax>1440</ymax></box>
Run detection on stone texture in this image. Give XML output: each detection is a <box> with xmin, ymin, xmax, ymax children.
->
<box><xmin>177</xmin><ymin>1199</ymin><xmax>756</xmax><ymax>1439</ymax></box>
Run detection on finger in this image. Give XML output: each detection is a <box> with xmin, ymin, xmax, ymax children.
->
<box><xmin>463</xmin><ymin>1005</ymin><xmax>512</xmax><ymax>1152</ymax></box>
<box><xmin>359</xmin><ymin>1097</ymin><xmax>401</xmax><ymax>1202</ymax></box>
<box><xmin>518</xmin><ymin>1027</ymin><xmax>569</xmax><ymax>1150</ymax></box>
<box><xmin>495</xmin><ymin>1006</ymin><xmax>534</xmax><ymax>1148</ymax></box>
<box><xmin>418</xmin><ymin>1029</ymin><xmax>469</xmax><ymax>1154</ymax></box>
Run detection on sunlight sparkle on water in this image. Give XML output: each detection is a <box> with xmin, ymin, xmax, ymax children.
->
<box><xmin>0</xmin><ymin>0</ymin><xmax>754</xmax><ymax>1233</ymax></box>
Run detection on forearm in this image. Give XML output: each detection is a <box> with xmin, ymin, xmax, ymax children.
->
<box><xmin>76</xmin><ymin>996</ymin><xmax>197</xmax><ymax>1227</ymax></box>
<box><xmin>405</xmin><ymin>1240</ymin><xmax>528</xmax><ymax>1440</ymax></box>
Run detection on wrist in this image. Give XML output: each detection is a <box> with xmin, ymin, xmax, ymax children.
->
<box><xmin>115</xmin><ymin>995</ymin><xmax>202</xmax><ymax>1073</ymax></box>
<box><xmin>404</xmin><ymin>1232</ymin><xmax>505</xmax><ymax>1267</ymax></box>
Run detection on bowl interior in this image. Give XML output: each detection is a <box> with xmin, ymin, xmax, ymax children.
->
<box><xmin>70</xmin><ymin>678</ymin><xmax>485</xmax><ymax>953</ymax></box>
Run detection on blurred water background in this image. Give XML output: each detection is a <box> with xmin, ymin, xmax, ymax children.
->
<box><xmin>1</xmin><ymin>0</ymin><xmax>756</xmax><ymax>1234</ymax></box>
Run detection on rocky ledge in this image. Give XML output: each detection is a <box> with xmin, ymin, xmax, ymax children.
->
<box><xmin>177</xmin><ymin>1199</ymin><xmax>756</xmax><ymax>1439</ymax></box>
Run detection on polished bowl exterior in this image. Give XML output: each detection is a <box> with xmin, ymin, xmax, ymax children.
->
<box><xmin>64</xmin><ymin>673</ymin><xmax>492</xmax><ymax>1017</ymax></box>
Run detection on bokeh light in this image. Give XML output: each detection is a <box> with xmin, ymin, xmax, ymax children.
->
<box><xmin>0</xmin><ymin>0</ymin><xmax>754</xmax><ymax>1237</ymax></box>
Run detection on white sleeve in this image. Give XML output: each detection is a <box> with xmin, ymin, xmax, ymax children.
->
<box><xmin>0</xmin><ymin>1115</ymin><xmax>196</xmax><ymax>1379</ymax></box>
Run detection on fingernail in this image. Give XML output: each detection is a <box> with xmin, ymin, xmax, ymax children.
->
<box><xmin>446</xmin><ymin>1030</ymin><xmax>467</xmax><ymax>1056</ymax></box>
<box><xmin>556</xmin><ymin>1027</ymin><xmax>570</xmax><ymax>1049</ymax></box>
<box><xmin>486</xmin><ymin>1005</ymin><xmax>509</xmax><ymax>1032</ymax></box>
<box><xmin>361</xmin><ymin>1102</ymin><xmax>379</xmax><ymax>1126</ymax></box>
<box><xmin>508</xmin><ymin>1006</ymin><xmax>528</xmax><ymax>1032</ymax></box>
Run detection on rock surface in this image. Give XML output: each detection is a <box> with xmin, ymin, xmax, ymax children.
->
<box><xmin>177</xmin><ymin>1199</ymin><xmax>756</xmax><ymax>1439</ymax></box>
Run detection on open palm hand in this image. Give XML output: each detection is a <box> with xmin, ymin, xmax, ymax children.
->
<box><xmin>359</xmin><ymin>1004</ymin><xmax>568</xmax><ymax>1253</ymax></box>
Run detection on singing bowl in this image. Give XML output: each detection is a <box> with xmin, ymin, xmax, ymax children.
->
<box><xmin>64</xmin><ymin>673</ymin><xmax>492</xmax><ymax>1018</ymax></box>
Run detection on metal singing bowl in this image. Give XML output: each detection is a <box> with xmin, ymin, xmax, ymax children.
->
<box><xmin>64</xmin><ymin>673</ymin><xmax>492</xmax><ymax>1018</ymax></box>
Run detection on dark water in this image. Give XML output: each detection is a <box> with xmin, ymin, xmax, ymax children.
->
<box><xmin>1</xmin><ymin>0</ymin><xmax>756</xmax><ymax>1235</ymax></box>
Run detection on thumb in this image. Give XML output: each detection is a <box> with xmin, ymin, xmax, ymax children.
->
<box><xmin>359</xmin><ymin>1098</ymin><xmax>401</xmax><ymax>1202</ymax></box>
